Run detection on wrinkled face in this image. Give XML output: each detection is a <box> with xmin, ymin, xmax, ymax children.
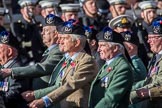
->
<box><xmin>59</xmin><ymin>34</ymin><xmax>76</xmax><ymax>53</ymax></box>
<box><xmin>41</xmin><ymin>26</ymin><xmax>56</xmax><ymax>47</ymax></box>
<box><xmin>0</xmin><ymin>44</ymin><xmax>9</xmax><ymax>65</ymax></box>
<box><xmin>141</xmin><ymin>9</ymin><xmax>157</xmax><ymax>24</ymax></box>
<box><xmin>83</xmin><ymin>0</ymin><xmax>97</xmax><ymax>15</ymax></box>
<box><xmin>111</xmin><ymin>4</ymin><xmax>126</xmax><ymax>16</ymax></box>
<box><xmin>41</xmin><ymin>7</ymin><xmax>55</xmax><ymax>18</ymax></box>
<box><xmin>97</xmin><ymin>42</ymin><xmax>114</xmax><ymax>60</ymax></box>
<box><xmin>147</xmin><ymin>34</ymin><xmax>162</xmax><ymax>53</ymax></box>
<box><xmin>62</xmin><ymin>12</ymin><xmax>78</xmax><ymax>21</ymax></box>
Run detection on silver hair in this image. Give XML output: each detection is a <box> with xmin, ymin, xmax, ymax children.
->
<box><xmin>70</xmin><ymin>34</ymin><xmax>87</xmax><ymax>48</ymax></box>
<box><xmin>108</xmin><ymin>42</ymin><xmax>125</xmax><ymax>54</ymax></box>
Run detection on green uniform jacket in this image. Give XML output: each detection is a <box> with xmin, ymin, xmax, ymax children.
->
<box><xmin>35</xmin><ymin>52</ymin><xmax>98</xmax><ymax>108</ymax></box>
<box><xmin>132</xmin><ymin>55</ymin><xmax>147</xmax><ymax>82</ymax></box>
<box><xmin>11</xmin><ymin>45</ymin><xmax>63</xmax><ymax>90</ymax></box>
<box><xmin>89</xmin><ymin>55</ymin><xmax>133</xmax><ymax>108</ymax></box>
<box><xmin>130</xmin><ymin>55</ymin><xmax>162</xmax><ymax>106</ymax></box>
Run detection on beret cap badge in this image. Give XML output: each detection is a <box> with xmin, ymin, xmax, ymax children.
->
<box><xmin>0</xmin><ymin>31</ymin><xmax>9</xmax><ymax>44</ymax></box>
<box><xmin>103</xmin><ymin>27</ymin><xmax>113</xmax><ymax>41</ymax></box>
<box><xmin>152</xmin><ymin>17</ymin><xmax>162</xmax><ymax>34</ymax></box>
<box><xmin>46</xmin><ymin>14</ymin><xmax>55</xmax><ymax>24</ymax></box>
<box><xmin>63</xmin><ymin>21</ymin><xmax>73</xmax><ymax>33</ymax></box>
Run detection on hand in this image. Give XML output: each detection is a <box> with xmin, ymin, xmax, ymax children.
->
<box><xmin>28</xmin><ymin>99</ymin><xmax>45</xmax><ymax>108</ymax></box>
<box><xmin>21</xmin><ymin>90</ymin><xmax>35</xmax><ymax>102</ymax></box>
<box><xmin>136</xmin><ymin>88</ymin><xmax>150</xmax><ymax>98</ymax></box>
<box><xmin>0</xmin><ymin>68</ymin><xmax>12</xmax><ymax>78</ymax></box>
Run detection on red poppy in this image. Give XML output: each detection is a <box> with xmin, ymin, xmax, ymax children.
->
<box><xmin>62</xmin><ymin>62</ymin><xmax>67</xmax><ymax>68</ymax></box>
<box><xmin>70</xmin><ymin>62</ymin><xmax>76</xmax><ymax>68</ymax></box>
<box><xmin>107</xmin><ymin>67</ymin><xmax>112</xmax><ymax>72</ymax></box>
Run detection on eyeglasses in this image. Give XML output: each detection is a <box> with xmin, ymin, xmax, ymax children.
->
<box><xmin>148</xmin><ymin>36</ymin><xmax>162</xmax><ymax>40</ymax></box>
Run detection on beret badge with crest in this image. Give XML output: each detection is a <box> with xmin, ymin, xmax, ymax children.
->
<box><xmin>103</xmin><ymin>27</ymin><xmax>113</xmax><ymax>41</ymax></box>
<box><xmin>0</xmin><ymin>31</ymin><xmax>9</xmax><ymax>44</ymax></box>
<box><xmin>152</xmin><ymin>17</ymin><xmax>162</xmax><ymax>34</ymax></box>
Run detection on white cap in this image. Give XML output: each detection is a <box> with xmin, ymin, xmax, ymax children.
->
<box><xmin>18</xmin><ymin>0</ymin><xmax>37</xmax><ymax>7</ymax></box>
<box><xmin>108</xmin><ymin>0</ymin><xmax>127</xmax><ymax>5</ymax></box>
<box><xmin>60</xmin><ymin>3</ymin><xmax>80</xmax><ymax>12</ymax></box>
<box><xmin>39</xmin><ymin>0</ymin><xmax>59</xmax><ymax>8</ymax></box>
<box><xmin>109</xmin><ymin>15</ymin><xmax>134</xmax><ymax>29</ymax></box>
<box><xmin>138</xmin><ymin>1</ymin><xmax>157</xmax><ymax>10</ymax></box>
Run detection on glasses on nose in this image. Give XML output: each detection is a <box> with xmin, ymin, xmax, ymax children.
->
<box><xmin>148</xmin><ymin>36</ymin><xmax>162</xmax><ymax>40</ymax></box>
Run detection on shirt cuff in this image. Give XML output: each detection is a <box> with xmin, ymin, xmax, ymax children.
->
<box><xmin>42</xmin><ymin>96</ymin><xmax>53</xmax><ymax>108</ymax></box>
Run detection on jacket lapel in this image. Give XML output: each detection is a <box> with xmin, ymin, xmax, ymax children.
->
<box><xmin>62</xmin><ymin>53</ymin><xmax>83</xmax><ymax>81</ymax></box>
<box><xmin>49</xmin><ymin>56</ymin><xmax>66</xmax><ymax>85</ymax></box>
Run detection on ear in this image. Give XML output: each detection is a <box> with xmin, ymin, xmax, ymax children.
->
<box><xmin>109</xmin><ymin>6</ymin><xmax>113</xmax><ymax>12</ymax></box>
<box><xmin>141</xmin><ymin>11</ymin><xmax>144</xmax><ymax>19</ymax></box>
<box><xmin>90</xmin><ymin>39</ymin><xmax>96</xmax><ymax>46</ymax></box>
<box><xmin>20</xmin><ymin>8</ymin><xmax>24</xmax><ymax>14</ymax></box>
<box><xmin>74</xmin><ymin>39</ymin><xmax>81</xmax><ymax>48</ymax></box>
<box><xmin>7</xmin><ymin>47</ymin><xmax>13</xmax><ymax>57</ymax></box>
<box><xmin>113</xmin><ymin>44</ymin><xmax>120</xmax><ymax>53</ymax></box>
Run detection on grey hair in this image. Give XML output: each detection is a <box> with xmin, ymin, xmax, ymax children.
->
<box><xmin>108</xmin><ymin>42</ymin><xmax>125</xmax><ymax>54</ymax></box>
<box><xmin>70</xmin><ymin>34</ymin><xmax>87</xmax><ymax>48</ymax></box>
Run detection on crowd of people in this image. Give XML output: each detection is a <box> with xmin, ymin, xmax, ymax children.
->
<box><xmin>0</xmin><ymin>0</ymin><xmax>161</xmax><ymax>108</ymax></box>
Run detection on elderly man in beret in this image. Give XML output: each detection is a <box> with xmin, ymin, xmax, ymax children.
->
<box><xmin>130</xmin><ymin>16</ymin><xmax>162</xmax><ymax>108</ymax></box>
<box><xmin>0</xmin><ymin>14</ymin><xmax>63</xmax><ymax>91</ymax></box>
<box><xmin>109</xmin><ymin>15</ymin><xmax>147</xmax><ymax>82</ymax></box>
<box><xmin>24</xmin><ymin>21</ymin><xmax>98</xmax><ymax>108</ymax></box>
<box><xmin>0</xmin><ymin>30</ymin><xmax>31</xmax><ymax>108</ymax></box>
<box><xmin>89</xmin><ymin>27</ymin><xmax>133</xmax><ymax>108</ymax></box>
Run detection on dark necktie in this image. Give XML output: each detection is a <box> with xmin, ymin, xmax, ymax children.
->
<box><xmin>42</xmin><ymin>49</ymin><xmax>49</xmax><ymax>56</ymax></box>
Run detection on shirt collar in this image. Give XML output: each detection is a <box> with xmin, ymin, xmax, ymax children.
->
<box><xmin>70</xmin><ymin>52</ymin><xmax>80</xmax><ymax>61</ymax></box>
<box><xmin>106</xmin><ymin>53</ymin><xmax>122</xmax><ymax>66</ymax></box>
<box><xmin>3</xmin><ymin>57</ymin><xmax>17</xmax><ymax>68</ymax></box>
<box><xmin>47</xmin><ymin>44</ymin><xmax>57</xmax><ymax>51</ymax></box>
<box><xmin>158</xmin><ymin>50</ymin><xmax>162</xmax><ymax>54</ymax></box>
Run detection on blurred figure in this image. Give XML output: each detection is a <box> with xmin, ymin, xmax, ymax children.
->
<box><xmin>39</xmin><ymin>0</ymin><xmax>59</xmax><ymax>18</ymax></box>
<box><xmin>84</xmin><ymin>26</ymin><xmax>105</xmax><ymax>69</ymax></box>
<box><xmin>59</xmin><ymin>3</ymin><xmax>80</xmax><ymax>21</ymax></box>
<box><xmin>108</xmin><ymin>0</ymin><xmax>127</xmax><ymax>18</ymax></box>
<box><xmin>79</xmin><ymin>0</ymin><xmax>104</xmax><ymax>31</ymax></box>
<box><xmin>96</xmin><ymin>0</ymin><xmax>110</xmax><ymax>28</ymax></box>
<box><xmin>14</xmin><ymin>0</ymin><xmax>46</xmax><ymax>65</ymax></box>
<box><xmin>138</xmin><ymin>0</ymin><xmax>158</xmax><ymax>33</ymax></box>
<box><xmin>0</xmin><ymin>30</ymin><xmax>31</xmax><ymax>108</ymax></box>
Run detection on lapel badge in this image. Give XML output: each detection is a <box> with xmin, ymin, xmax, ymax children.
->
<box><xmin>121</xmin><ymin>17</ymin><xmax>128</xmax><ymax>24</ymax></box>
<box><xmin>107</xmin><ymin>67</ymin><xmax>112</xmax><ymax>72</ymax></box>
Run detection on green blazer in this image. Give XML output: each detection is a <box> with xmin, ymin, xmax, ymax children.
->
<box><xmin>89</xmin><ymin>55</ymin><xmax>133</xmax><ymax>108</ymax></box>
<box><xmin>35</xmin><ymin>52</ymin><xmax>98</xmax><ymax>108</ymax></box>
<box><xmin>11</xmin><ymin>45</ymin><xmax>63</xmax><ymax>90</ymax></box>
<box><xmin>130</xmin><ymin>55</ymin><xmax>162</xmax><ymax>105</ymax></box>
<box><xmin>131</xmin><ymin>55</ymin><xmax>147</xmax><ymax>82</ymax></box>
